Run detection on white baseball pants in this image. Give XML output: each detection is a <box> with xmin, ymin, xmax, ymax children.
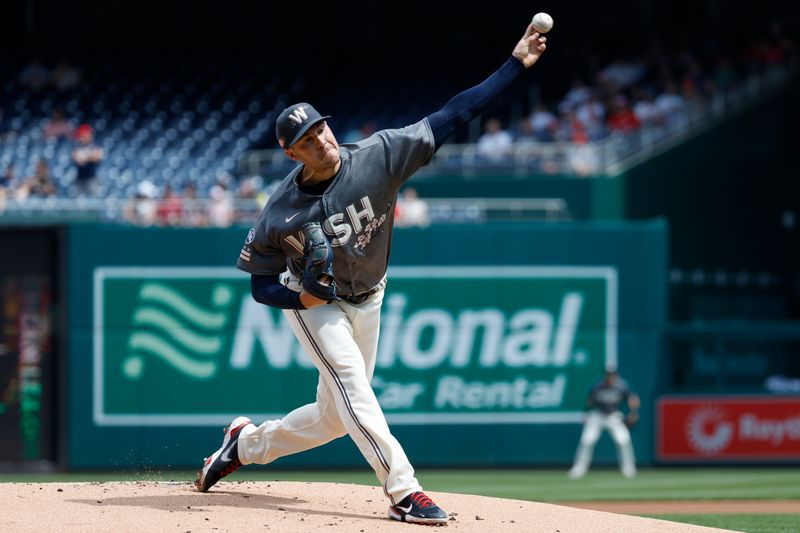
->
<box><xmin>236</xmin><ymin>278</ymin><xmax>421</xmax><ymax>504</ymax></box>
<box><xmin>569</xmin><ymin>410</ymin><xmax>636</xmax><ymax>478</ymax></box>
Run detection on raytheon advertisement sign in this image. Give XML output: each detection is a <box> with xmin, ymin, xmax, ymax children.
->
<box><xmin>657</xmin><ymin>396</ymin><xmax>800</xmax><ymax>461</ymax></box>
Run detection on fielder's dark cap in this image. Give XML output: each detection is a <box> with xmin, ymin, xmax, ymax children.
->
<box><xmin>275</xmin><ymin>103</ymin><xmax>331</xmax><ymax>148</ymax></box>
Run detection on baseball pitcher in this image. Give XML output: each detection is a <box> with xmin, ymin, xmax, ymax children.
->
<box><xmin>568</xmin><ymin>368</ymin><xmax>640</xmax><ymax>479</ymax></box>
<box><xmin>195</xmin><ymin>22</ymin><xmax>548</xmax><ymax>524</ymax></box>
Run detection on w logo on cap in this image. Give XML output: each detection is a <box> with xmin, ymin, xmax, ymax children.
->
<box><xmin>287</xmin><ymin>106</ymin><xmax>309</xmax><ymax>125</ymax></box>
<box><xmin>276</xmin><ymin>103</ymin><xmax>330</xmax><ymax>147</ymax></box>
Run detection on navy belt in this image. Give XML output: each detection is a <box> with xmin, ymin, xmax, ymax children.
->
<box><xmin>342</xmin><ymin>286</ymin><xmax>380</xmax><ymax>305</ymax></box>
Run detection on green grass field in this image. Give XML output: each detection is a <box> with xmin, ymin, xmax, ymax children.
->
<box><xmin>2</xmin><ymin>468</ymin><xmax>799</xmax><ymax>532</ymax></box>
<box><xmin>644</xmin><ymin>515</ymin><xmax>800</xmax><ymax>533</ymax></box>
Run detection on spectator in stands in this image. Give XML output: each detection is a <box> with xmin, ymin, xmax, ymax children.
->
<box><xmin>632</xmin><ymin>87</ymin><xmax>662</xmax><ymax>127</ymax></box>
<box><xmin>575</xmin><ymin>93</ymin><xmax>606</xmax><ymax>140</ymax></box>
<box><xmin>42</xmin><ymin>107</ymin><xmax>74</xmax><ymax>140</ymax></box>
<box><xmin>555</xmin><ymin>109</ymin><xmax>589</xmax><ymax>144</ymax></box>
<box><xmin>207</xmin><ymin>183</ymin><xmax>234</xmax><ymax>227</ymax></box>
<box><xmin>1</xmin><ymin>165</ymin><xmax>19</xmax><ymax>190</ymax></box>
<box><xmin>0</xmin><ymin>165</ymin><xmax>16</xmax><ymax>209</ymax></box>
<box><xmin>528</xmin><ymin>102</ymin><xmax>559</xmax><ymax>142</ymax></box>
<box><xmin>559</xmin><ymin>79</ymin><xmax>592</xmax><ymax>113</ymax></box>
<box><xmin>745</xmin><ymin>24</ymin><xmax>795</xmax><ymax>73</ymax></box>
<box><xmin>766</xmin><ymin>21</ymin><xmax>797</xmax><ymax>67</ymax></box>
<box><xmin>479</xmin><ymin>24</ymin><xmax>795</xmax><ymax>175</ymax></box>
<box><xmin>71</xmin><ymin>124</ymin><xmax>104</xmax><ymax>197</ymax></box>
<box><xmin>18</xmin><ymin>58</ymin><xmax>50</xmax><ymax>92</ymax></box>
<box><xmin>654</xmin><ymin>81</ymin><xmax>686</xmax><ymax>126</ymax></box>
<box><xmin>477</xmin><ymin>117</ymin><xmax>513</xmax><ymax>161</ymax></box>
<box><xmin>181</xmin><ymin>182</ymin><xmax>207</xmax><ymax>227</ymax></box>
<box><xmin>156</xmin><ymin>184</ymin><xmax>183</xmax><ymax>226</ymax></box>
<box><xmin>24</xmin><ymin>159</ymin><xmax>57</xmax><ymax>198</ymax></box>
<box><xmin>252</xmin><ymin>177</ymin><xmax>270</xmax><ymax>207</ymax></box>
<box><xmin>213</xmin><ymin>171</ymin><xmax>235</xmax><ymax>194</ymax></box>
<box><xmin>514</xmin><ymin>118</ymin><xmax>538</xmax><ymax>147</ymax></box>
<box><xmin>553</xmin><ymin>109</ymin><xmax>598</xmax><ymax>175</ymax></box>
<box><xmin>235</xmin><ymin>176</ymin><xmax>269</xmax><ymax>221</ymax></box>
<box><xmin>598</xmin><ymin>55</ymin><xmax>646</xmax><ymax>92</ymax></box>
<box><xmin>569</xmin><ymin>143</ymin><xmax>601</xmax><ymax>176</ymax></box>
<box><xmin>123</xmin><ymin>180</ymin><xmax>158</xmax><ymax>226</ymax></box>
<box><xmin>395</xmin><ymin>187</ymin><xmax>429</xmax><ymax>228</ymax></box>
<box><xmin>236</xmin><ymin>176</ymin><xmax>258</xmax><ymax>203</ymax></box>
<box><xmin>607</xmin><ymin>96</ymin><xmax>641</xmax><ymax>133</ymax></box>
<box><xmin>680</xmin><ymin>56</ymin><xmax>711</xmax><ymax>105</ymax></box>
<box><xmin>50</xmin><ymin>61</ymin><xmax>82</xmax><ymax>92</ymax></box>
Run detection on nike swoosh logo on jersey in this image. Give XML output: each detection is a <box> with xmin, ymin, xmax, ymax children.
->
<box><xmin>285</xmin><ymin>213</ymin><xmax>300</xmax><ymax>223</ymax></box>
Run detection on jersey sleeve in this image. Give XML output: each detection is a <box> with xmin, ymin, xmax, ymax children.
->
<box><xmin>376</xmin><ymin>119</ymin><xmax>435</xmax><ymax>185</ymax></box>
<box><xmin>235</xmin><ymin>224</ymin><xmax>287</xmax><ymax>276</ymax></box>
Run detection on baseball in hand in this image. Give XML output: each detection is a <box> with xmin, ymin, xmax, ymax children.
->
<box><xmin>531</xmin><ymin>12</ymin><xmax>554</xmax><ymax>34</ymax></box>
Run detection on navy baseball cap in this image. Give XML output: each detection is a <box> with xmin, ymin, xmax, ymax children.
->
<box><xmin>275</xmin><ymin>103</ymin><xmax>331</xmax><ymax>148</ymax></box>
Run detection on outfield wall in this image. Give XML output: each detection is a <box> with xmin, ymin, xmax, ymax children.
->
<box><xmin>62</xmin><ymin>221</ymin><xmax>667</xmax><ymax>469</ymax></box>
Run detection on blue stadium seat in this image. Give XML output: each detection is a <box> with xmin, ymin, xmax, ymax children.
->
<box><xmin>0</xmin><ymin>59</ymin><xmax>304</xmax><ymax>199</ymax></box>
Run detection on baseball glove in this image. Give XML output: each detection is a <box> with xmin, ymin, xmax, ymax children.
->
<box><xmin>624</xmin><ymin>411</ymin><xmax>639</xmax><ymax>429</ymax></box>
<box><xmin>300</xmin><ymin>222</ymin><xmax>337</xmax><ymax>301</ymax></box>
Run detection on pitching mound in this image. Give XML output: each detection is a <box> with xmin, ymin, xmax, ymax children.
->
<box><xmin>2</xmin><ymin>481</ymin><xmax>733</xmax><ymax>532</ymax></box>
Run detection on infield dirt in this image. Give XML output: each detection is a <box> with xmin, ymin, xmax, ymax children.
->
<box><xmin>1</xmin><ymin>480</ymin><xmax>741</xmax><ymax>532</ymax></box>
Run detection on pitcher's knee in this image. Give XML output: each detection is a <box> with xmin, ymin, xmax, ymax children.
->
<box><xmin>320</xmin><ymin>409</ymin><xmax>347</xmax><ymax>438</ymax></box>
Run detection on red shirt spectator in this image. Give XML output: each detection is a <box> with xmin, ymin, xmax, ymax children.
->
<box><xmin>608</xmin><ymin>109</ymin><xmax>641</xmax><ymax>132</ymax></box>
<box><xmin>157</xmin><ymin>185</ymin><xmax>183</xmax><ymax>226</ymax></box>
<box><xmin>568</xmin><ymin>113</ymin><xmax>589</xmax><ymax>143</ymax></box>
<box><xmin>607</xmin><ymin>97</ymin><xmax>641</xmax><ymax>133</ymax></box>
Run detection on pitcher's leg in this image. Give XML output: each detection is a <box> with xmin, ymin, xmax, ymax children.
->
<box><xmin>287</xmin><ymin>306</ymin><xmax>421</xmax><ymax>503</ymax></box>
<box><xmin>345</xmin><ymin>288</ymin><xmax>421</xmax><ymax>502</ymax></box>
<box><xmin>350</xmin><ymin>283</ymin><xmax>385</xmax><ymax>380</ymax></box>
<box><xmin>238</xmin><ymin>375</ymin><xmax>347</xmax><ymax>465</ymax></box>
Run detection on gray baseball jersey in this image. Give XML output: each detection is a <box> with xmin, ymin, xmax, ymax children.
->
<box><xmin>236</xmin><ymin>119</ymin><xmax>434</xmax><ymax>296</ymax></box>
<box><xmin>589</xmin><ymin>377</ymin><xmax>632</xmax><ymax>414</ymax></box>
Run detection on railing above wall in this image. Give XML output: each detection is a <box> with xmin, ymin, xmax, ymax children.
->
<box><xmin>0</xmin><ymin>196</ymin><xmax>570</xmax><ymax>225</ymax></box>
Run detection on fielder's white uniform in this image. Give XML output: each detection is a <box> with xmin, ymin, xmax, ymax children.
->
<box><xmin>569</xmin><ymin>374</ymin><xmax>637</xmax><ymax>479</ymax></box>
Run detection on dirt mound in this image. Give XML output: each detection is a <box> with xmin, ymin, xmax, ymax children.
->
<box><xmin>2</xmin><ymin>481</ymin><xmax>734</xmax><ymax>532</ymax></box>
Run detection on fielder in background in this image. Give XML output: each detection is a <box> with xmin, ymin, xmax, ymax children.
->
<box><xmin>568</xmin><ymin>367</ymin><xmax>640</xmax><ymax>479</ymax></box>
<box><xmin>194</xmin><ymin>21</ymin><xmax>548</xmax><ymax>526</ymax></box>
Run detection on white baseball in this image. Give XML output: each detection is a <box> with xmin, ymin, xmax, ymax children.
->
<box><xmin>531</xmin><ymin>12</ymin><xmax>553</xmax><ymax>34</ymax></box>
